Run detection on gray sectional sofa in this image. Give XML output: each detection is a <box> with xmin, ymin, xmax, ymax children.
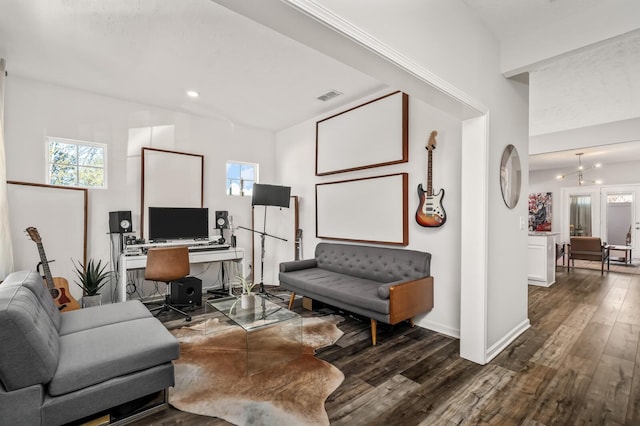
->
<box><xmin>0</xmin><ymin>270</ymin><xmax>179</xmax><ymax>425</ymax></box>
<box><xmin>279</xmin><ymin>242</ymin><xmax>434</xmax><ymax>345</ymax></box>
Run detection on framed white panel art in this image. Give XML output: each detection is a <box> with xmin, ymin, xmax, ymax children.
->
<box><xmin>316</xmin><ymin>173</ymin><xmax>408</xmax><ymax>245</ymax></box>
<box><xmin>316</xmin><ymin>91</ymin><xmax>408</xmax><ymax>176</ymax></box>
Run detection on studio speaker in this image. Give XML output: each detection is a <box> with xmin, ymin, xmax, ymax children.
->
<box><xmin>170</xmin><ymin>276</ymin><xmax>202</xmax><ymax>306</ymax></box>
<box><xmin>215</xmin><ymin>210</ymin><xmax>229</xmax><ymax>229</ymax></box>
<box><xmin>109</xmin><ymin>211</ymin><xmax>132</xmax><ymax>233</ymax></box>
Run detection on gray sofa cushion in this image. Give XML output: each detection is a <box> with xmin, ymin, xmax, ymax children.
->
<box><xmin>59</xmin><ymin>300</ymin><xmax>152</xmax><ymax>335</ymax></box>
<box><xmin>49</xmin><ymin>317</ymin><xmax>179</xmax><ymax>396</ymax></box>
<box><xmin>0</xmin><ymin>285</ymin><xmax>60</xmax><ymax>391</ymax></box>
<box><xmin>280</xmin><ymin>267</ymin><xmax>390</xmax><ymax>315</ymax></box>
<box><xmin>1</xmin><ymin>270</ymin><xmax>62</xmax><ymax>331</ymax></box>
<box><xmin>315</xmin><ymin>242</ymin><xmax>431</xmax><ymax>283</ymax></box>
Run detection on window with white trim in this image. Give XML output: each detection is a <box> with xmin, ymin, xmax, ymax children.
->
<box><xmin>226</xmin><ymin>161</ymin><xmax>258</xmax><ymax>197</ymax></box>
<box><xmin>47</xmin><ymin>137</ymin><xmax>107</xmax><ymax>188</ymax></box>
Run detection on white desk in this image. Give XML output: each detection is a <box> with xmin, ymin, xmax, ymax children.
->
<box><xmin>118</xmin><ymin>248</ymin><xmax>245</xmax><ymax>302</ymax></box>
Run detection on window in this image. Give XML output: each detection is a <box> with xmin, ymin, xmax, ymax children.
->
<box><xmin>47</xmin><ymin>138</ymin><xmax>107</xmax><ymax>188</ymax></box>
<box><xmin>226</xmin><ymin>161</ymin><xmax>258</xmax><ymax>196</ymax></box>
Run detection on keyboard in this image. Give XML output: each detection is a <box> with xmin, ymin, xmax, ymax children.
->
<box><xmin>188</xmin><ymin>244</ymin><xmax>231</xmax><ymax>252</ymax></box>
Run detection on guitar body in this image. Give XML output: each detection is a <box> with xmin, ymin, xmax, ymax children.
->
<box><xmin>49</xmin><ymin>276</ymin><xmax>81</xmax><ymax>311</ymax></box>
<box><xmin>416</xmin><ymin>184</ymin><xmax>446</xmax><ymax>227</ymax></box>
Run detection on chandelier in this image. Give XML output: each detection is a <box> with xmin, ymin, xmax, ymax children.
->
<box><xmin>556</xmin><ymin>153</ymin><xmax>602</xmax><ymax>186</ymax></box>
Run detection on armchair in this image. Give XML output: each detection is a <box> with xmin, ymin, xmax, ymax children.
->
<box><xmin>569</xmin><ymin>237</ymin><xmax>610</xmax><ymax>275</ymax></box>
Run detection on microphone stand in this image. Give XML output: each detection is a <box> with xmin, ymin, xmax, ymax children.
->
<box><xmin>237</xmin><ymin>208</ymin><xmax>287</xmax><ymax>299</ymax></box>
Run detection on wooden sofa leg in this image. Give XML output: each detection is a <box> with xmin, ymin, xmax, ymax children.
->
<box><xmin>371</xmin><ymin>319</ymin><xmax>377</xmax><ymax>345</ymax></box>
<box><xmin>288</xmin><ymin>293</ymin><xmax>296</xmax><ymax>310</ymax></box>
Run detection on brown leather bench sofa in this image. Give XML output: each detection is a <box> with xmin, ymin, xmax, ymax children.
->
<box><xmin>568</xmin><ymin>236</ymin><xmax>610</xmax><ymax>274</ymax></box>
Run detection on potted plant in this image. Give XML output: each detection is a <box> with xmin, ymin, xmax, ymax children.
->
<box><xmin>73</xmin><ymin>259</ymin><xmax>110</xmax><ymax>308</ymax></box>
<box><xmin>237</xmin><ymin>274</ymin><xmax>257</xmax><ymax>309</ymax></box>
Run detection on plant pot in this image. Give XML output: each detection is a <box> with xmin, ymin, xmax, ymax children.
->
<box><xmin>82</xmin><ymin>294</ymin><xmax>102</xmax><ymax>308</ymax></box>
<box><xmin>240</xmin><ymin>293</ymin><xmax>255</xmax><ymax>310</ymax></box>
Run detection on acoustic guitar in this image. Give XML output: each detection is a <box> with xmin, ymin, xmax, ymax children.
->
<box><xmin>26</xmin><ymin>227</ymin><xmax>81</xmax><ymax>311</ymax></box>
<box><xmin>416</xmin><ymin>130</ymin><xmax>446</xmax><ymax>227</ymax></box>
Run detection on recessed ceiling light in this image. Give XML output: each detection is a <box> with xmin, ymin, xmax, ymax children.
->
<box><xmin>186</xmin><ymin>90</ymin><xmax>199</xmax><ymax>98</ymax></box>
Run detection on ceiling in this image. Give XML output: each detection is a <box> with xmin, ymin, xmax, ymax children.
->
<box><xmin>0</xmin><ymin>0</ymin><xmax>636</xmax><ymax>168</ymax></box>
<box><xmin>0</xmin><ymin>0</ymin><xmax>386</xmax><ymax>131</ymax></box>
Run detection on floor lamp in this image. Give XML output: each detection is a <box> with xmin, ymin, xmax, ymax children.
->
<box><xmin>238</xmin><ymin>183</ymin><xmax>291</xmax><ymax>298</ymax></box>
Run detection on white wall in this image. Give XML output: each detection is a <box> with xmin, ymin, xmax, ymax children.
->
<box><xmin>4</xmin><ymin>75</ymin><xmax>276</xmax><ymax>300</ymax></box>
<box><xmin>276</xmin><ymin>91</ymin><xmax>463</xmax><ymax>336</ymax></box>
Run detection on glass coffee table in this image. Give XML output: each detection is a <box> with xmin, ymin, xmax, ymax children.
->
<box><xmin>206</xmin><ymin>296</ymin><xmax>302</xmax><ymax>374</ymax></box>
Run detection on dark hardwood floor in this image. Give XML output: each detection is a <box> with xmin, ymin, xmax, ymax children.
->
<box><xmin>132</xmin><ymin>266</ymin><xmax>640</xmax><ymax>425</ymax></box>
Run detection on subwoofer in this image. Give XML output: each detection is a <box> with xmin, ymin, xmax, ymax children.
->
<box><xmin>109</xmin><ymin>211</ymin><xmax>132</xmax><ymax>233</ymax></box>
<box><xmin>215</xmin><ymin>210</ymin><xmax>229</xmax><ymax>229</ymax></box>
<box><xmin>170</xmin><ymin>276</ymin><xmax>202</xmax><ymax>306</ymax></box>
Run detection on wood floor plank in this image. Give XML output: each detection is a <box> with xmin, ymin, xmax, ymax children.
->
<box><xmin>568</xmin><ymin>322</ymin><xmax>614</xmax><ymax>375</ymax></box>
<box><xmin>522</xmin><ymin>362</ymin><xmax>592</xmax><ymax>425</ymax></box>
<box><xmin>372</xmin><ymin>358</ymin><xmax>484</xmax><ymax>425</ymax></box>
<box><xmin>591</xmin><ymin>285</ymin><xmax>628</xmax><ymax>326</ymax></box>
<box><xmin>474</xmin><ymin>362</ymin><xmax>556</xmax><ymax>425</ymax></box>
<box><xmin>416</xmin><ymin>364</ymin><xmax>516</xmax><ymax>425</ymax></box>
<box><xmin>492</xmin><ymin>327</ymin><xmax>551</xmax><ymax>372</ymax></box>
<box><xmin>575</xmin><ymin>353</ymin><xmax>635</xmax><ymax>425</ymax></box>
<box><xmin>603</xmin><ymin>322</ymin><xmax>640</xmax><ymax>362</ymax></box>
<box><xmin>626</xmin><ymin>327</ymin><xmax>640</xmax><ymax>423</ymax></box>
<box><xmin>330</xmin><ymin>374</ymin><xmax>420</xmax><ymax>425</ymax></box>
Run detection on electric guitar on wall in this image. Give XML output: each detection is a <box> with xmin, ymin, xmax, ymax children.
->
<box><xmin>416</xmin><ymin>130</ymin><xmax>447</xmax><ymax>227</ymax></box>
<box><xmin>26</xmin><ymin>227</ymin><xmax>81</xmax><ymax>312</ymax></box>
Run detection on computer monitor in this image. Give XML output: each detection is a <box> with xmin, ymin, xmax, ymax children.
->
<box><xmin>148</xmin><ymin>207</ymin><xmax>209</xmax><ymax>241</ymax></box>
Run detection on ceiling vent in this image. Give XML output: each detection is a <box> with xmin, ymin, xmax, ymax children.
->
<box><xmin>317</xmin><ymin>90</ymin><xmax>343</xmax><ymax>102</ymax></box>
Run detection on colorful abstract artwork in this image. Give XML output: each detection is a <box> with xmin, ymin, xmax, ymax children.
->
<box><xmin>529</xmin><ymin>192</ymin><xmax>552</xmax><ymax>232</ymax></box>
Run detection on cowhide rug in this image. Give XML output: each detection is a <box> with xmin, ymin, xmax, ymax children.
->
<box><xmin>169</xmin><ymin>315</ymin><xmax>345</xmax><ymax>425</ymax></box>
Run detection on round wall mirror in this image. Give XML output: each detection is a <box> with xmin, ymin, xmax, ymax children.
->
<box><xmin>500</xmin><ymin>144</ymin><xmax>521</xmax><ymax>209</ymax></box>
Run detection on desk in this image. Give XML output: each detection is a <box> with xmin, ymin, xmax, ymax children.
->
<box><xmin>118</xmin><ymin>248</ymin><xmax>245</xmax><ymax>302</ymax></box>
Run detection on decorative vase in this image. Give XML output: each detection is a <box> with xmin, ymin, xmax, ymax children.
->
<box><xmin>82</xmin><ymin>294</ymin><xmax>102</xmax><ymax>308</ymax></box>
<box><xmin>240</xmin><ymin>293</ymin><xmax>255</xmax><ymax>309</ymax></box>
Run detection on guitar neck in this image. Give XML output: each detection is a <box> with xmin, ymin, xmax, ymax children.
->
<box><xmin>427</xmin><ymin>149</ymin><xmax>433</xmax><ymax>196</ymax></box>
<box><xmin>36</xmin><ymin>242</ymin><xmax>55</xmax><ymax>289</ymax></box>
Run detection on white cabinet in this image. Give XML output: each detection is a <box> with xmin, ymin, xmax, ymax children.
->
<box><xmin>528</xmin><ymin>233</ymin><xmax>558</xmax><ymax>287</ymax></box>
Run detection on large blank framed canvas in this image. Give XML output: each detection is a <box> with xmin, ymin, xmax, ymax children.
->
<box><xmin>141</xmin><ymin>148</ymin><xmax>204</xmax><ymax>239</ymax></box>
<box><xmin>316</xmin><ymin>173</ymin><xmax>408</xmax><ymax>245</ymax></box>
<box><xmin>7</xmin><ymin>181</ymin><xmax>87</xmax><ymax>301</ymax></box>
<box><xmin>316</xmin><ymin>91</ymin><xmax>408</xmax><ymax>176</ymax></box>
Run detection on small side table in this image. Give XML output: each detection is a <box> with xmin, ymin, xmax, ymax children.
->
<box><xmin>609</xmin><ymin>245</ymin><xmax>633</xmax><ymax>265</ymax></box>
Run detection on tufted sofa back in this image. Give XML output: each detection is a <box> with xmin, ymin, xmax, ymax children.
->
<box><xmin>0</xmin><ymin>281</ymin><xmax>60</xmax><ymax>391</ymax></box>
<box><xmin>314</xmin><ymin>242</ymin><xmax>431</xmax><ymax>283</ymax></box>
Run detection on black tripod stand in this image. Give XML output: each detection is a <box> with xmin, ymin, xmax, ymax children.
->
<box><xmin>238</xmin><ymin>206</ymin><xmax>287</xmax><ymax>298</ymax></box>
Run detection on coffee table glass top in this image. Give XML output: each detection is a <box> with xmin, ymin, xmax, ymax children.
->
<box><xmin>207</xmin><ymin>296</ymin><xmax>299</xmax><ymax>332</ymax></box>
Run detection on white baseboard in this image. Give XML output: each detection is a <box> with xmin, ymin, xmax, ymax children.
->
<box><xmin>485</xmin><ymin>318</ymin><xmax>531</xmax><ymax>363</ymax></box>
<box><xmin>417</xmin><ymin>319</ymin><xmax>460</xmax><ymax>339</ymax></box>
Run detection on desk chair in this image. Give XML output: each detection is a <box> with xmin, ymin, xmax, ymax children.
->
<box><xmin>145</xmin><ymin>246</ymin><xmax>193</xmax><ymax>321</ymax></box>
